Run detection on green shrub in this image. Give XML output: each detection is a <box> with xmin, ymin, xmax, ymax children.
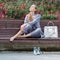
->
<box><xmin>42</xmin><ymin>14</ymin><xmax>57</xmax><ymax>20</ymax></box>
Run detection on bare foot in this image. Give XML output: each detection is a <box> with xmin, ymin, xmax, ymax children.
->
<box><xmin>20</xmin><ymin>35</ymin><xmax>27</xmax><ymax>38</ymax></box>
<box><xmin>10</xmin><ymin>37</ymin><xmax>15</xmax><ymax>41</ymax></box>
<box><xmin>20</xmin><ymin>34</ymin><xmax>31</xmax><ymax>38</ymax></box>
<box><xmin>17</xmin><ymin>35</ymin><xmax>22</xmax><ymax>38</ymax></box>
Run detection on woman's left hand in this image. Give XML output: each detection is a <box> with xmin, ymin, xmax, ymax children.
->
<box><xmin>20</xmin><ymin>23</ymin><xmax>28</xmax><ymax>31</ymax></box>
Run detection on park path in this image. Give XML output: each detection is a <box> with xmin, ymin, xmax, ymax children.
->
<box><xmin>0</xmin><ymin>51</ymin><xmax>60</xmax><ymax>60</ymax></box>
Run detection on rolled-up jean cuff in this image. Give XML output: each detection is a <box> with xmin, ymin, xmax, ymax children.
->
<box><xmin>29</xmin><ymin>28</ymin><xmax>41</xmax><ymax>37</ymax></box>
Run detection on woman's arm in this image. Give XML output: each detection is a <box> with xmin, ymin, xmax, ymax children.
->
<box><xmin>28</xmin><ymin>14</ymin><xmax>41</xmax><ymax>26</ymax></box>
<box><xmin>24</xmin><ymin>15</ymin><xmax>28</xmax><ymax>24</ymax></box>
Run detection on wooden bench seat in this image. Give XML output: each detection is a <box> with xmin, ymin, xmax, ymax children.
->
<box><xmin>0</xmin><ymin>19</ymin><xmax>60</xmax><ymax>51</ymax></box>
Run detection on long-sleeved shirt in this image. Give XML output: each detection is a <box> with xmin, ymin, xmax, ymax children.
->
<box><xmin>24</xmin><ymin>14</ymin><xmax>41</xmax><ymax>30</ymax></box>
<box><xmin>24</xmin><ymin>13</ymin><xmax>44</xmax><ymax>38</ymax></box>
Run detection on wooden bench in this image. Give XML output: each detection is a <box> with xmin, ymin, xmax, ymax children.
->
<box><xmin>0</xmin><ymin>19</ymin><xmax>60</xmax><ymax>51</ymax></box>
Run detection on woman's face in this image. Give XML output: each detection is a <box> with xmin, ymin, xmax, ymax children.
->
<box><xmin>29</xmin><ymin>5</ymin><xmax>36</xmax><ymax>12</ymax></box>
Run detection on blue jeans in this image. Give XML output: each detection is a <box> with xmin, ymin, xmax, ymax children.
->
<box><xmin>23</xmin><ymin>24</ymin><xmax>44</xmax><ymax>38</ymax></box>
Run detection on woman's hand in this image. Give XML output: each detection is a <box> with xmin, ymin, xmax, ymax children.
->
<box><xmin>20</xmin><ymin>23</ymin><xmax>28</xmax><ymax>31</ymax></box>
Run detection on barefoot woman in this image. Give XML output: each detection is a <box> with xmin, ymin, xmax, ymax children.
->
<box><xmin>10</xmin><ymin>4</ymin><xmax>44</xmax><ymax>41</ymax></box>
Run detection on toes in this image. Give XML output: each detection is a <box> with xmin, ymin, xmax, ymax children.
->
<box><xmin>10</xmin><ymin>37</ymin><xmax>14</xmax><ymax>41</ymax></box>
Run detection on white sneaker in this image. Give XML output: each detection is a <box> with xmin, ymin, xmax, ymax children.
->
<box><xmin>10</xmin><ymin>37</ymin><xmax>14</xmax><ymax>41</ymax></box>
<box><xmin>33</xmin><ymin>47</ymin><xmax>40</xmax><ymax>55</ymax></box>
<box><xmin>37</xmin><ymin>50</ymin><xmax>40</xmax><ymax>55</ymax></box>
<box><xmin>34</xmin><ymin>50</ymin><xmax>40</xmax><ymax>55</ymax></box>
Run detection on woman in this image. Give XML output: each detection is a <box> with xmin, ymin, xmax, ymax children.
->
<box><xmin>10</xmin><ymin>4</ymin><xmax>44</xmax><ymax>41</ymax></box>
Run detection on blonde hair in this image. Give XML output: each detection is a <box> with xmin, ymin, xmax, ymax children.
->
<box><xmin>28</xmin><ymin>4</ymin><xmax>37</xmax><ymax>22</ymax></box>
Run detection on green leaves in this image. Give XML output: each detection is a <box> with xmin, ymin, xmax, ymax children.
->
<box><xmin>42</xmin><ymin>14</ymin><xmax>57</xmax><ymax>20</ymax></box>
<box><xmin>0</xmin><ymin>0</ymin><xmax>59</xmax><ymax>20</ymax></box>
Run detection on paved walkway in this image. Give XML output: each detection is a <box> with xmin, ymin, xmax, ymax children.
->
<box><xmin>0</xmin><ymin>51</ymin><xmax>60</xmax><ymax>60</ymax></box>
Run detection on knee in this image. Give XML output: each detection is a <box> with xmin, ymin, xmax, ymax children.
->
<box><xmin>20</xmin><ymin>25</ymin><xmax>24</xmax><ymax>31</ymax></box>
<box><xmin>37</xmin><ymin>28</ymin><xmax>40</xmax><ymax>31</ymax></box>
<box><xmin>37</xmin><ymin>28</ymin><xmax>42</xmax><ymax>31</ymax></box>
<box><xmin>20</xmin><ymin>25</ymin><xmax>22</xmax><ymax>30</ymax></box>
<box><xmin>20</xmin><ymin>25</ymin><xmax>23</xmax><ymax>28</ymax></box>
<box><xmin>36</xmin><ymin>28</ymin><xmax>43</xmax><ymax>33</ymax></box>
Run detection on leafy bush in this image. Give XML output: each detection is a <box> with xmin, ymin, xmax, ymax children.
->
<box><xmin>0</xmin><ymin>0</ymin><xmax>59</xmax><ymax>20</ymax></box>
<box><xmin>42</xmin><ymin>14</ymin><xmax>57</xmax><ymax>20</ymax></box>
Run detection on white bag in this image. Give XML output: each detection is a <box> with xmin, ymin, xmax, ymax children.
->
<box><xmin>44</xmin><ymin>21</ymin><xmax>58</xmax><ymax>38</ymax></box>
